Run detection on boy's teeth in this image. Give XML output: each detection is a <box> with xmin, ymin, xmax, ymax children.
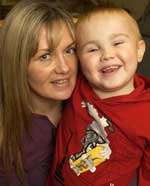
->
<box><xmin>102</xmin><ymin>65</ymin><xmax>119</xmax><ymax>73</ymax></box>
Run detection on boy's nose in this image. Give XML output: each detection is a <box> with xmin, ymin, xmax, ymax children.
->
<box><xmin>101</xmin><ymin>48</ymin><xmax>115</xmax><ymax>61</ymax></box>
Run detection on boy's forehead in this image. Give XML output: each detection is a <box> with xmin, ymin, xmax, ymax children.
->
<box><xmin>86</xmin><ymin>11</ymin><xmax>135</xmax><ymax>27</ymax></box>
<box><xmin>76</xmin><ymin>11</ymin><xmax>140</xmax><ymax>40</ymax></box>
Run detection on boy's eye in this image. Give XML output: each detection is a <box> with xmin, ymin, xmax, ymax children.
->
<box><xmin>88</xmin><ymin>48</ymin><xmax>99</xmax><ymax>53</ymax></box>
<box><xmin>113</xmin><ymin>41</ymin><xmax>124</xmax><ymax>46</ymax></box>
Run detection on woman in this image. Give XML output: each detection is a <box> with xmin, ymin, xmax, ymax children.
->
<box><xmin>0</xmin><ymin>0</ymin><xmax>77</xmax><ymax>185</ymax></box>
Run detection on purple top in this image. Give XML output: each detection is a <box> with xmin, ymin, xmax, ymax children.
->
<box><xmin>0</xmin><ymin>114</ymin><xmax>56</xmax><ymax>186</ymax></box>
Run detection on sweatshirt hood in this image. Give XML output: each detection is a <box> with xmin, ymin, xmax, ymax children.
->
<box><xmin>77</xmin><ymin>73</ymin><xmax>150</xmax><ymax>105</ymax></box>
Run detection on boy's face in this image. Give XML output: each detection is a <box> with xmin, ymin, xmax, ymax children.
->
<box><xmin>76</xmin><ymin>12</ymin><xmax>145</xmax><ymax>98</ymax></box>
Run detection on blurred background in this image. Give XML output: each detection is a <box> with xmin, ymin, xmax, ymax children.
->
<box><xmin>0</xmin><ymin>0</ymin><xmax>150</xmax><ymax>76</ymax></box>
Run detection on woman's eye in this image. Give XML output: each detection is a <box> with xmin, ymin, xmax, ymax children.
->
<box><xmin>40</xmin><ymin>53</ymin><xmax>51</xmax><ymax>61</ymax></box>
<box><xmin>66</xmin><ymin>47</ymin><xmax>76</xmax><ymax>54</ymax></box>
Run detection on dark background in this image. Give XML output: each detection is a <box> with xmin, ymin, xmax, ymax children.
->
<box><xmin>0</xmin><ymin>0</ymin><xmax>150</xmax><ymax>76</ymax></box>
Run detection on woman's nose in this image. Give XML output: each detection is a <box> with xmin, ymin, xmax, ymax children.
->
<box><xmin>55</xmin><ymin>54</ymin><xmax>69</xmax><ymax>74</ymax></box>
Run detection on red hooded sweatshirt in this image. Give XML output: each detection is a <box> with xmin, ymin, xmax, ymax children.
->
<box><xmin>49</xmin><ymin>73</ymin><xmax>150</xmax><ymax>186</ymax></box>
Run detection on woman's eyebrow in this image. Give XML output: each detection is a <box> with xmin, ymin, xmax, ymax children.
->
<box><xmin>66</xmin><ymin>41</ymin><xmax>76</xmax><ymax>48</ymax></box>
<box><xmin>37</xmin><ymin>48</ymin><xmax>50</xmax><ymax>51</ymax></box>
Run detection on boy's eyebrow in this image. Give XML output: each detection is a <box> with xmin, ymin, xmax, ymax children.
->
<box><xmin>77</xmin><ymin>40</ymin><xmax>98</xmax><ymax>49</ymax></box>
<box><xmin>110</xmin><ymin>33</ymin><xmax>130</xmax><ymax>39</ymax></box>
<box><xmin>77</xmin><ymin>33</ymin><xmax>130</xmax><ymax>49</ymax></box>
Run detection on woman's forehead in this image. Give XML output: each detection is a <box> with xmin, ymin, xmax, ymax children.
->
<box><xmin>37</xmin><ymin>21</ymin><xmax>74</xmax><ymax>50</ymax></box>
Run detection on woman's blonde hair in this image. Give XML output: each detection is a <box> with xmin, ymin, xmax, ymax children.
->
<box><xmin>0</xmin><ymin>0</ymin><xmax>74</xmax><ymax>184</ymax></box>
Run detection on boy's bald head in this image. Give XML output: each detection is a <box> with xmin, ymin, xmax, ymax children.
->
<box><xmin>76</xmin><ymin>5</ymin><xmax>142</xmax><ymax>40</ymax></box>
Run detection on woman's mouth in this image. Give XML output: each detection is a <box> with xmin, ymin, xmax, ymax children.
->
<box><xmin>51</xmin><ymin>79</ymin><xmax>69</xmax><ymax>86</ymax></box>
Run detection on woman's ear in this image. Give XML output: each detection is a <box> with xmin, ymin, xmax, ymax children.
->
<box><xmin>137</xmin><ymin>39</ymin><xmax>146</xmax><ymax>63</ymax></box>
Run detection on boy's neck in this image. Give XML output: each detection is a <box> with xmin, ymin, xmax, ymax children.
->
<box><xmin>93</xmin><ymin>84</ymin><xmax>135</xmax><ymax>99</ymax></box>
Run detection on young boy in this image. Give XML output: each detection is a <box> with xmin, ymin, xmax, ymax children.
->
<box><xmin>51</xmin><ymin>5</ymin><xmax>150</xmax><ymax>186</ymax></box>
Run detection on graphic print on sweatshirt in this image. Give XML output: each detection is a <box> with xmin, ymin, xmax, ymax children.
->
<box><xmin>69</xmin><ymin>102</ymin><xmax>113</xmax><ymax>176</ymax></box>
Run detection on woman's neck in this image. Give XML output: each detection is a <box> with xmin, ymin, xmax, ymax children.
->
<box><xmin>30</xmin><ymin>93</ymin><xmax>63</xmax><ymax>127</ymax></box>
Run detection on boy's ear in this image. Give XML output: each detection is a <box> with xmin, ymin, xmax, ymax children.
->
<box><xmin>137</xmin><ymin>40</ymin><xmax>146</xmax><ymax>63</ymax></box>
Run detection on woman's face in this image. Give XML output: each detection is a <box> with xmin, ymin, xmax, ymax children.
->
<box><xmin>27</xmin><ymin>23</ymin><xmax>77</xmax><ymax>102</ymax></box>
